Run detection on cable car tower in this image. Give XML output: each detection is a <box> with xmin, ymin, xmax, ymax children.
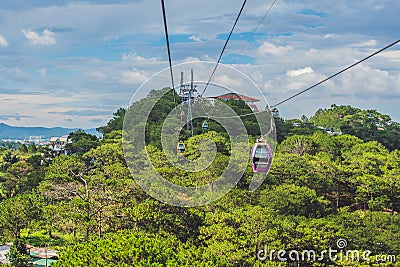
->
<box><xmin>179</xmin><ymin>69</ymin><xmax>197</xmax><ymax>136</ymax></box>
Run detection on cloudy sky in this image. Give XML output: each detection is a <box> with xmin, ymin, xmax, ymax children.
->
<box><xmin>0</xmin><ymin>0</ymin><xmax>399</xmax><ymax>128</ymax></box>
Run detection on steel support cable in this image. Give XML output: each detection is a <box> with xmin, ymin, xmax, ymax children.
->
<box><xmin>200</xmin><ymin>0</ymin><xmax>248</xmax><ymax>97</ymax></box>
<box><xmin>161</xmin><ymin>0</ymin><xmax>178</xmax><ymax>110</ymax></box>
<box><xmin>199</xmin><ymin>39</ymin><xmax>400</xmax><ymax>119</ymax></box>
<box><xmin>198</xmin><ymin>0</ymin><xmax>278</xmax><ymax>122</ymax></box>
<box><xmin>270</xmin><ymin>39</ymin><xmax>400</xmax><ymax>108</ymax></box>
<box><xmin>236</xmin><ymin>0</ymin><xmax>279</xmax><ymax>57</ymax></box>
<box><xmin>161</xmin><ymin>0</ymin><xmax>183</xmax><ymax>140</ymax></box>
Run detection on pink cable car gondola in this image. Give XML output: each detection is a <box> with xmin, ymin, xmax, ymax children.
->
<box><xmin>251</xmin><ymin>140</ymin><xmax>272</xmax><ymax>172</ymax></box>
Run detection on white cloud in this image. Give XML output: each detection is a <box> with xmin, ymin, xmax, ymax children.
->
<box><xmin>0</xmin><ymin>93</ymin><xmax>93</xmax><ymax>127</ymax></box>
<box><xmin>214</xmin><ymin>74</ymin><xmax>243</xmax><ymax>88</ymax></box>
<box><xmin>122</xmin><ymin>53</ymin><xmax>160</xmax><ymax>63</ymax></box>
<box><xmin>122</xmin><ymin>53</ymin><xmax>147</xmax><ymax>62</ymax></box>
<box><xmin>117</xmin><ymin>70</ymin><xmax>148</xmax><ymax>84</ymax></box>
<box><xmin>260</xmin><ymin>66</ymin><xmax>334</xmax><ymax>96</ymax></box>
<box><xmin>323</xmin><ymin>34</ymin><xmax>338</xmax><ymax>39</ymax></box>
<box><xmin>286</xmin><ymin>67</ymin><xmax>314</xmax><ymax>77</ymax></box>
<box><xmin>189</xmin><ymin>35</ymin><xmax>204</xmax><ymax>42</ymax></box>
<box><xmin>354</xmin><ymin>39</ymin><xmax>377</xmax><ymax>47</ymax></box>
<box><xmin>263</xmin><ymin>80</ymin><xmax>273</xmax><ymax>91</ymax></box>
<box><xmin>285</xmin><ymin>71</ymin><xmax>331</xmax><ymax>91</ymax></box>
<box><xmin>89</xmin><ymin>71</ymin><xmax>107</xmax><ymax>79</ymax></box>
<box><xmin>182</xmin><ymin>56</ymin><xmax>202</xmax><ymax>63</ymax></box>
<box><xmin>379</xmin><ymin>50</ymin><xmax>400</xmax><ymax>62</ymax></box>
<box><xmin>336</xmin><ymin>64</ymin><xmax>400</xmax><ymax>98</ymax></box>
<box><xmin>0</xmin><ymin>35</ymin><xmax>8</xmax><ymax>47</ymax></box>
<box><xmin>39</xmin><ymin>68</ymin><xmax>46</xmax><ymax>77</ymax></box>
<box><xmin>257</xmin><ymin>42</ymin><xmax>293</xmax><ymax>56</ymax></box>
<box><xmin>0</xmin><ymin>65</ymin><xmax>31</xmax><ymax>82</ymax></box>
<box><xmin>266</xmin><ymin>64</ymin><xmax>400</xmax><ymax>100</ymax></box>
<box><xmin>22</xmin><ymin>29</ymin><xmax>56</xmax><ymax>46</ymax></box>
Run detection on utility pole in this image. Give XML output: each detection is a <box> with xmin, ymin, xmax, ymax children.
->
<box><xmin>179</xmin><ymin>71</ymin><xmax>184</xmax><ymax>96</ymax></box>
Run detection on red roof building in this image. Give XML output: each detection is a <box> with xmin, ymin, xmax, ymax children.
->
<box><xmin>212</xmin><ymin>93</ymin><xmax>259</xmax><ymax>102</ymax></box>
<box><xmin>211</xmin><ymin>93</ymin><xmax>260</xmax><ymax>112</ymax></box>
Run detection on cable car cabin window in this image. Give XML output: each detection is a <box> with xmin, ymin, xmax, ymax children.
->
<box><xmin>254</xmin><ymin>145</ymin><xmax>269</xmax><ymax>159</ymax></box>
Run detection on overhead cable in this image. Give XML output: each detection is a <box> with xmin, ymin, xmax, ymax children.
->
<box><xmin>270</xmin><ymin>39</ymin><xmax>400</xmax><ymax>108</ymax></box>
<box><xmin>200</xmin><ymin>0</ymin><xmax>248</xmax><ymax>96</ymax></box>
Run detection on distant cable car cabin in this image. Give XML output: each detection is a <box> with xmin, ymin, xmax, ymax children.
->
<box><xmin>202</xmin><ymin>121</ymin><xmax>209</xmax><ymax>131</ymax></box>
<box><xmin>251</xmin><ymin>140</ymin><xmax>272</xmax><ymax>172</ymax></box>
<box><xmin>177</xmin><ymin>141</ymin><xmax>185</xmax><ymax>154</ymax></box>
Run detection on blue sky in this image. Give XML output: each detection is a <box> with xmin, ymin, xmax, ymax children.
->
<box><xmin>0</xmin><ymin>0</ymin><xmax>399</xmax><ymax>128</ymax></box>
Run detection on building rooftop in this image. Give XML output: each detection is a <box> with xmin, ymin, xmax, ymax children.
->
<box><xmin>211</xmin><ymin>93</ymin><xmax>260</xmax><ymax>102</ymax></box>
<box><xmin>0</xmin><ymin>243</ymin><xmax>58</xmax><ymax>266</ymax></box>
<box><xmin>0</xmin><ymin>244</ymin><xmax>11</xmax><ymax>265</ymax></box>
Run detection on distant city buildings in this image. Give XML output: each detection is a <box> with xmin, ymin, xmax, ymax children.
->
<box><xmin>315</xmin><ymin>126</ymin><xmax>343</xmax><ymax>135</ymax></box>
<box><xmin>0</xmin><ymin>243</ymin><xmax>58</xmax><ymax>266</ymax></box>
<box><xmin>49</xmin><ymin>135</ymin><xmax>70</xmax><ymax>154</ymax></box>
<box><xmin>1</xmin><ymin>134</ymin><xmax>71</xmax><ymax>155</ymax></box>
<box><xmin>0</xmin><ymin>244</ymin><xmax>10</xmax><ymax>265</ymax></box>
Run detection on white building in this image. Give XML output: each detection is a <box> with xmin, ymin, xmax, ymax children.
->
<box><xmin>0</xmin><ymin>244</ymin><xmax>11</xmax><ymax>265</ymax></box>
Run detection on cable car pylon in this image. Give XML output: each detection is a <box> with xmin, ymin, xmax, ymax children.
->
<box><xmin>179</xmin><ymin>69</ymin><xmax>197</xmax><ymax>137</ymax></box>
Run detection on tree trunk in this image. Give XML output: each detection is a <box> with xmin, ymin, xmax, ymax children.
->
<box><xmin>98</xmin><ymin>211</ymin><xmax>102</xmax><ymax>238</ymax></box>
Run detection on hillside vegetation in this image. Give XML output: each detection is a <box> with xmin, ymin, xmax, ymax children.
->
<box><xmin>0</xmin><ymin>89</ymin><xmax>399</xmax><ymax>267</ymax></box>
<box><xmin>310</xmin><ymin>104</ymin><xmax>400</xmax><ymax>151</ymax></box>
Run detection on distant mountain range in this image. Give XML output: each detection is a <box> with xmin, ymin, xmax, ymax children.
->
<box><xmin>0</xmin><ymin>123</ymin><xmax>99</xmax><ymax>140</ymax></box>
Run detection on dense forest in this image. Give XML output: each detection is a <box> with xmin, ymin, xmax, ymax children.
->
<box><xmin>0</xmin><ymin>88</ymin><xmax>399</xmax><ymax>266</ymax></box>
